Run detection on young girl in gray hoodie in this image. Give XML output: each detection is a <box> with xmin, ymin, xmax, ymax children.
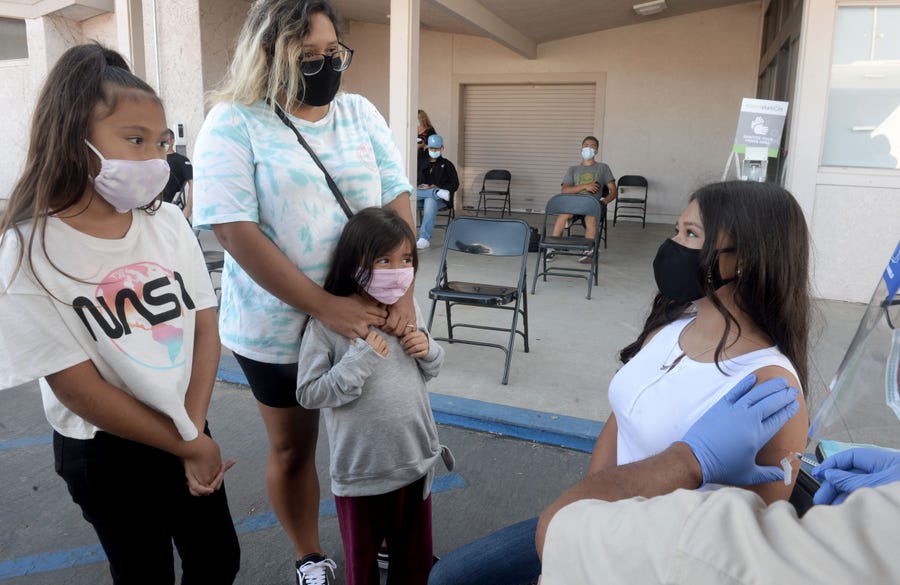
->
<box><xmin>296</xmin><ymin>207</ymin><xmax>454</xmax><ymax>585</ymax></box>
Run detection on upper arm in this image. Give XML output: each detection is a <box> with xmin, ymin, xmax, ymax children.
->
<box><xmin>386</xmin><ymin>193</ymin><xmax>415</xmax><ymax>232</ymax></box>
<box><xmin>192</xmin><ymin>104</ymin><xmax>259</xmax><ymax>230</ymax></box>
<box><xmin>358</xmin><ymin>98</ymin><xmax>413</xmax><ymax>205</ymax></box>
<box><xmin>744</xmin><ymin>365</ymin><xmax>808</xmax><ymax>504</ymax></box>
<box><xmin>587</xmin><ymin>413</ymin><xmax>618</xmax><ymax>475</ymax></box>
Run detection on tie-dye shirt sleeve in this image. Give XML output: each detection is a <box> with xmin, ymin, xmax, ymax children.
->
<box><xmin>358</xmin><ymin>97</ymin><xmax>413</xmax><ymax>203</ymax></box>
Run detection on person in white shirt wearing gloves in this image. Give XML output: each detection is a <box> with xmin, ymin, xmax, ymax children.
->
<box><xmin>536</xmin><ymin>374</ymin><xmax>900</xmax><ymax>585</ymax></box>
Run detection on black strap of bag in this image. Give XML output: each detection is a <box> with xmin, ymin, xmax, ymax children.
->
<box><xmin>270</xmin><ymin>100</ymin><xmax>354</xmax><ymax>219</ymax></box>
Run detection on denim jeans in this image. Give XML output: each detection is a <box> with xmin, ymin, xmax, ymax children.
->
<box><xmin>417</xmin><ymin>188</ymin><xmax>449</xmax><ymax>242</ymax></box>
<box><xmin>428</xmin><ymin>517</ymin><xmax>540</xmax><ymax>585</ymax></box>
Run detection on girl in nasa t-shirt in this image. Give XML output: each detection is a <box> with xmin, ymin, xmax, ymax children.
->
<box><xmin>0</xmin><ymin>45</ymin><xmax>239</xmax><ymax>583</ymax></box>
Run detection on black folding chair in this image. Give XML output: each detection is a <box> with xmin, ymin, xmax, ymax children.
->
<box><xmin>427</xmin><ymin>217</ymin><xmax>530</xmax><ymax>385</ymax></box>
<box><xmin>195</xmin><ymin>230</ymin><xmax>224</xmax><ymax>305</ymax></box>
<box><xmin>613</xmin><ymin>175</ymin><xmax>649</xmax><ymax>228</ymax></box>
<box><xmin>476</xmin><ymin>170</ymin><xmax>512</xmax><ymax>217</ymax></box>
<box><xmin>532</xmin><ymin>194</ymin><xmax>603</xmax><ymax>300</ymax></box>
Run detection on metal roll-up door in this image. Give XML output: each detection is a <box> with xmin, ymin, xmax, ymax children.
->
<box><xmin>461</xmin><ymin>84</ymin><xmax>597</xmax><ymax>212</ymax></box>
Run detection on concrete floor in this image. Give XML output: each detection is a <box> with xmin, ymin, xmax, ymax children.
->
<box><xmin>392</xmin><ymin>214</ymin><xmax>867</xmax><ymax>423</ymax></box>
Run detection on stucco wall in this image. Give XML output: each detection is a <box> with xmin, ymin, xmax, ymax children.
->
<box><xmin>0</xmin><ymin>60</ymin><xmax>33</xmax><ymax>199</ymax></box>
<box><xmin>143</xmin><ymin>0</ymin><xmax>206</xmax><ymax>158</ymax></box>
<box><xmin>198</xmin><ymin>0</ymin><xmax>248</xmax><ymax>97</ymax></box>
<box><xmin>1</xmin><ymin>14</ymin><xmax>93</xmax><ymax>200</ymax></box>
<box><xmin>81</xmin><ymin>12</ymin><xmax>117</xmax><ymax>48</ymax></box>
<box><xmin>343</xmin><ymin>3</ymin><xmax>761</xmax><ymax>225</ymax></box>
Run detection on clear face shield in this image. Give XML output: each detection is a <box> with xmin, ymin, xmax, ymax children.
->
<box><xmin>807</xmin><ymin>240</ymin><xmax>900</xmax><ymax>461</ymax></box>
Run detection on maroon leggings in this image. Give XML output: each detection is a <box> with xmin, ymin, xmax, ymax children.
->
<box><xmin>334</xmin><ymin>476</ymin><xmax>433</xmax><ymax>585</ymax></box>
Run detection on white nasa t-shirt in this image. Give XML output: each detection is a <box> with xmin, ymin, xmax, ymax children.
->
<box><xmin>0</xmin><ymin>203</ymin><xmax>216</xmax><ymax>440</ymax></box>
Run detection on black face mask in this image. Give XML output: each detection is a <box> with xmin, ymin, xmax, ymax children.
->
<box><xmin>298</xmin><ymin>57</ymin><xmax>342</xmax><ymax>107</ymax></box>
<box><xmin>653</xmin><ymin>239</ymin><xmax>737</xmax><ymax>303</ymax></box>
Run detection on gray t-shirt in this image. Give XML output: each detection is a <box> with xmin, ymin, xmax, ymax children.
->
<box><xmin>562</xmin><ymin>162</ymin><xmax>615</xmax><ymax>198</ymax></box>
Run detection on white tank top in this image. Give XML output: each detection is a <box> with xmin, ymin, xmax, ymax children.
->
<box><xmin>609</xmin><ymin>317</ymin><xmax>799</xmax><ymax>467</ymax></box>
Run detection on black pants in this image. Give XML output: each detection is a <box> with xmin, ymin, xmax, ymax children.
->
<box><xmin>54</xmin><ymin>428</ymin><xmax>240</xmax><ymax>585</ymax></box>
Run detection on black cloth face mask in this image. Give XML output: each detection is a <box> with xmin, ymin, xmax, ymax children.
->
<box><xmin>298</xmin><ymin>56</ymin><xmax>342</xmax><ymax>107</ymax></box>
<box><xmin>653</xmin><ymin>238</ymin><xmax>736</xmax><ymax>303</ymax></box>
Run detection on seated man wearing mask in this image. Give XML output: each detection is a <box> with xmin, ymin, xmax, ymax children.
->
<box><xmin>546</xmin><ymin>136</ymin><xmax>616</xmax><ymax>264</ymax></box>
<box><xmin>415</xmin><ymin>134</ymin><xmax>459</xmax><ymax>250</ymax></box>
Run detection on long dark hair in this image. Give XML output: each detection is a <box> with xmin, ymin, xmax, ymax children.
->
<box><xmin>0</xmin><ymin>43</ymin><xmax>161</xmax><ymax>284</ymax></box>
<box><xmin>323</xmin><ymin>207</ymin><xmax>418</xmax><ymax>297</ymax></box>
<box><xmin>620</xmin><ymin>181</ymin><xmax>810</xmax><ymax>392</ymax></box>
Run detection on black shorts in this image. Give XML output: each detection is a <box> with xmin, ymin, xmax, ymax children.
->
<box><xmin>233</xmin><ymin>353</ymin><xmax>302</xmax><ymax>408</ymax></box>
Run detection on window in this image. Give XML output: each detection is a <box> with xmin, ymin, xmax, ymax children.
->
<box><xmin>822</xmin><ymin>6</ymin><xmax>900</xmax><ymax>169</ymax></box>
<box><xmin>0</xmin><ymin>18</ymin><xmax>28</xmax><ymax>60</ymax></box>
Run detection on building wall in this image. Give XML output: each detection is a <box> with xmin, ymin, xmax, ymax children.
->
<box><xmin>1</xmin><ymin>14</ymin><xmax>97</xmax><ymax>200</ymax></box>
<box><xmin>785</xmin><ymin>0</ymin><xmax>900</xmax><ymax>302</ymax></box>
<box><xmin>143</xmin><ymin>0</ymin><xmax>206</xmax><ymax>158</ymax></box>
<box><xmin>344</xmin><ymin>2</ymin><xmax>762</xmax><ymax>225</ymax></box>
<box><xmin>0</xmin><ymin>59</ymin><xmax>33</xmax><ymax>199</ymax></box>
<box><xmin>81</xmin><ymin>12</ymin><xmax>116</xmax><ymax>48</ymax></box>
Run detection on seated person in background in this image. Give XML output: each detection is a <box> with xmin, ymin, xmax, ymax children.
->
<box><xmin>416</xmin><ymin>134</ymin><xmax>459</xmax><ymax>250</ymax></box>
<box><xmin>546</xmin><ymin>135</ymin><xmax>616</xmax><ymax>264</ymax></box>
<box><xmin>417</xmin><ymin>109</ymin><xmax>437</xmax><ymax>164</ymax></box>
<box><xmin>162</xmin><ymin>128</ymin><xmax>193</xmax><ymax>220</ymax></box>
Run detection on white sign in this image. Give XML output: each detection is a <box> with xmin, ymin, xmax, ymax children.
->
<box><xmin>732</xmin><ymin>98</ymin><xmax>789</xmax><ymax>158</ymax></box>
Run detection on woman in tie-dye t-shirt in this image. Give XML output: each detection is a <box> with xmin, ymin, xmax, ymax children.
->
<box><xmin>193</xmin><ymin>1</ymin><xmax>414</xmax><ymax>582</ymax></box>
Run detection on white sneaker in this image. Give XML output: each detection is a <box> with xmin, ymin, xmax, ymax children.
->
<box><xmin>416</xmin><ymin>238</ymin><xmax>430</xmax><ymax>250</ymax></box>
<box><xmin>297</xmin><ymin>556</ymin><xmax>336</xmax><ymax>585</ymax></box>
<box><xmin>436</xmin><ymin>189</ymin><xmax>451</xmax><ymax>202</ymax></box>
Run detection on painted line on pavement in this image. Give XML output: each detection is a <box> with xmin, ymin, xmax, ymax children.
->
<box><xmin>0</xmin><ymin>473</ymin><xmax>466</xmax><ymax>580</ymax></box>
<box><xmin>220</xmin><ymin>353</ymin><xmax>603</xmax><ymax>453</ymax></box>
<box><xmin>0</xmin><ymin>434</ymin><xmax>52</xmax><ymax>451</ymax></box>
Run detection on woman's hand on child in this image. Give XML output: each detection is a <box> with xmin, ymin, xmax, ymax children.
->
<box><xmin>384</xmin><ymin>295</ymin><xmax>416</xmax><ymax>337</ymax></box>
<box><xmin>402</xmin><ymin>330</ymin><xmax>430</xmax><ymax>359</ymax></box>
<box><xmin>319</xmin><ymin>295</ymin><xmax>387</xmax><ymax>339</ymax></box>
<box><xmin>364</xmin><ymin>330</ymin><xmax>390</xmax><ymax>357</ymax></box>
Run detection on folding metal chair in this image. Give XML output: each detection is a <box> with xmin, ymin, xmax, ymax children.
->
<box><xmin>532</xmin><ymin>194</ymin><xmax>603</xmax><ymax>299</ymax></box>
<box><xmin>195</xmin><ymin>230</ymin><xmax>223</xmax><ymax>304</ymax></box>
<box><xmin>476</xmin><ymin>170</ymin><xmax>512</xmax><ymax>217</ymax></box>
<box><xmin>613</xmin><ymin>175</ymin><xmax>649</xmax><ymax>228</ymax></box>
<box><xmin>427</xmin><ymin>217</ymin><xmax>530</xmax><ymax>385</ymax></box>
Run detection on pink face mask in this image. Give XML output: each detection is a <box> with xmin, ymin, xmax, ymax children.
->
<box><xmin>358</xmin><ymin>267</ymin><xmax>414</xmax><ymax>305</ymax></box>
<box><xmin>85</xmin><ymin>140</ymin><xmax>170</xmax><ymax>213</ymax></box>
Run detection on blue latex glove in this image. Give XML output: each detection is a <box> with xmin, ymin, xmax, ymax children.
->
<box><xmin>812</xmin><ymin>448</ymin><xmax>900</xmax><ymax>505</ymax></box>
<box><xmin>680</xmin><ymin>374</ymin><xmax>800</xmax><ymax>486</ymax></box>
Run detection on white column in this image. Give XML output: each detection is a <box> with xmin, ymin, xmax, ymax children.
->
<box><xmin>115</xmin><ymin>0</ymin><xmax>145</xmax><ymax>77</ymax></box>
<box><xmin>389</xmin><ymin>0</ymin><xmax>420</xmax><ymax>218</ymax></box>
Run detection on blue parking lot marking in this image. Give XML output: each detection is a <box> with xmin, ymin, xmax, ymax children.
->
<box><xmin>0</xmin><ymin>473</ymin><xmax>467</xmax><ymax>580</ymax></box>
<box><xmin>0</xmin><ymin>435</ymin><xmax>51</xmax><ymax>451</ymax></box>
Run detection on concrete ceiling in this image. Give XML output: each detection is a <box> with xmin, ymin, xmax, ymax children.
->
<box><xmin>0</xmin><ymin>0</ymin><xmax>754</xmax><ymax>54</ymax></box>
<box><xmin>0</xmin><ymin>0</ymin><xmax>113</xmax><ymax>21</ymax></box>
<box><xmin>332</xmin><ymin>0</ymin><xmax>752</xmax><ymax>47</ymax></box>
